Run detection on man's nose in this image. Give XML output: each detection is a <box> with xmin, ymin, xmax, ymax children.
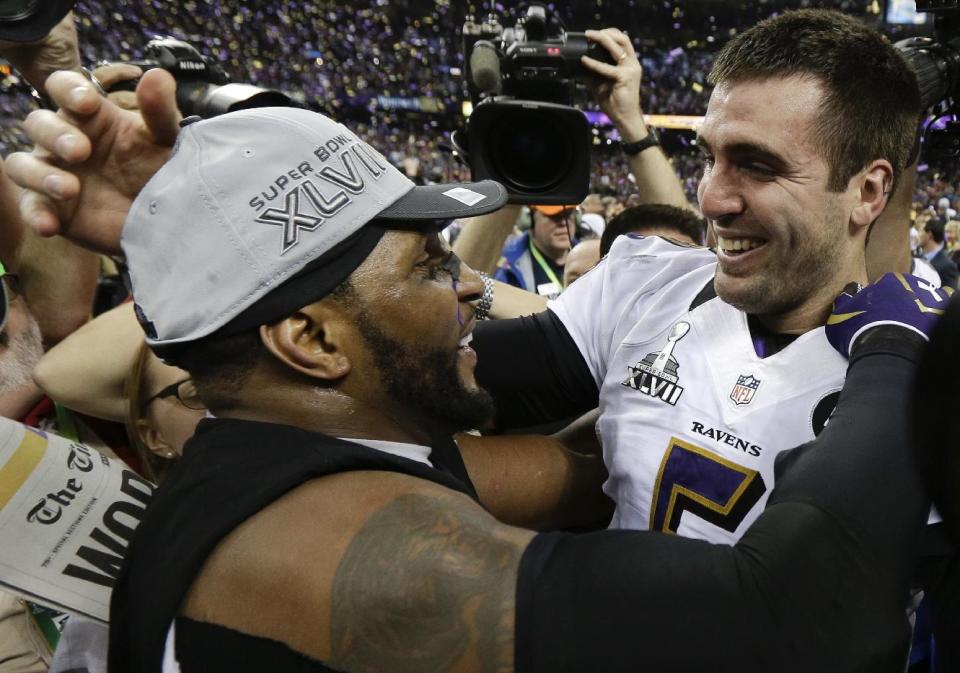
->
<box><xmin>698</xmin><ymin>166</ymin><xmax>745</xmax><ymax>221</ymax></box>
<box><xmin>455</xmin><ymin>258</ymin><xmax>484</xmax><ymax>304</ymax></box>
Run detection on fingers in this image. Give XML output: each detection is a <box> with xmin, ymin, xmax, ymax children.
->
<box><xmin>91</xmin><ymin>62</ymin><xmax>142</xmax><ymax>90</ymax></box>
<box><xmin>5</xmin><ymin>150</ymin><xmax>80</xmax><ymax>203</ymax></box>
<box><xmin>582</xmin><ymin>28</ymin><xmax>640</xmax><ymax>80</ymax></box>
<box><xmin>580</xmin><ymin>54</ymin><xmax>622</xmax><ymax>80</ymax></box>
<box><xmin>44</xmin><ymin>70</ymin><xmax>103</xmax><ymax>118</ymax></box>
<box><xmin>137</xmin><ymin>68</ymin><xmax>181</xmax><ymax>146</ymax></box>
<box><xmin>92</xmin><ymin>63</ymin><xmax>142</xmax><ymax>111</ymax></box>
<box><xmin>585</xmin><ymin>28</ymin><xmax>636</xmax><ymax>61</ymax></box>
<box><xmin>18</xmin><ymin>189</ymin><xmax>66</xmax><ymax>238</ymax></box>
<box><xmin>45</xmin><ymin>69</ymin><xmax>139</xmax><ymax>153</ymax></box>
<box><xmin>22</xmin><ymin>109</ymin><xmax>91</xmax><ymax>163</ymax></box>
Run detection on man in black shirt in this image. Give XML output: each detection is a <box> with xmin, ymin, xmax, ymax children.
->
<box><xmin>4</xmin><ymin>22</ymin><xmax>953</xmax><ymax>673</ymax></box>
<box><xmin>11</xmin><ymin>89</ymin><xmax>945</xmax><ymax>673</ymax></box>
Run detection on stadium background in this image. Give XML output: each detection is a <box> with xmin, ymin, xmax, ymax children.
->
<box><xmin>0</xmin><ymin>0</ymin><xmax>951</xmax><ymax>209</ymax></box>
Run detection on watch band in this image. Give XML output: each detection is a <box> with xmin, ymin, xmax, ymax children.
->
<box><xmin>621</xmin><ymin>126</ymin><xmax>661</xmax><ymax>156</ymax></box>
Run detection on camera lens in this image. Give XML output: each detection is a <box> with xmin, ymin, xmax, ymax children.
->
<box><xmin>488</xmin><ymin>109</ymin><xmax>574</xmax><ymax>192</ymax></box>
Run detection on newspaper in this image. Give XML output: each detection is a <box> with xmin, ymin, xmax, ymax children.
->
<box><xmin>0</xmin><ymin>416</ymin><xmax>154</xmax><ymax>624</ymax></box>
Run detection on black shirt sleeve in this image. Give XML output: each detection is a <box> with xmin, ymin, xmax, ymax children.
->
<box><xmin>472</xmin><ymin>311</ymin><xmax>599</xmax><ymax>430</ymax></box>
<box><xmin>514</xmin><ymin>328</ymin><xmax>929</xmax><ymax>673</ymax></box>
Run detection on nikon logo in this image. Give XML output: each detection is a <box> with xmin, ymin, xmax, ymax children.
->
<box><xmin>178</xmin><ymin>61</ymin><xmax>206</xmax><ymax>71</ymax></box>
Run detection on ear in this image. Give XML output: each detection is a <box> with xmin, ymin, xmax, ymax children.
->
<box><xmin>135</xmin><ymin>418</ymin><xmax>177</xmax><ymax>460</ymax></box>
<box><xmin>851</xmin><ymin>159</ymin><xmax>894</xmax><ymax>230</ymax></box>
<box><xmin>259</xmin><ymin>302</ymin><xmax>353</xmax><ymax>382</ymax></box>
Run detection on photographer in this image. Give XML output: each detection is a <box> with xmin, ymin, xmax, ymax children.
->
<box><xmin>3</xmin><ymin>64</ymin><xmax>951</xmax><ymax>671</ymax></box>
<box><xmin>453</xmin><ymin>27</ymin><xmax>692</xmax><ymax>280</ymax></box>
<box><xmin>581</xmin><ymin>28</ymin><xmax>690</xmax><ymax>211</ymax></box>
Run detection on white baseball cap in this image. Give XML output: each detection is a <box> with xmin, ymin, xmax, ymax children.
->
<box><xmin>122</xmin><ymin>107</ymin><xmax>507</xmax><ymax>353</ymax></box>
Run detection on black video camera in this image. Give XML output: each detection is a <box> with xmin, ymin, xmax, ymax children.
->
<box><xmin>456</xmin><ymin>4</ymin><xmax>613</xmax><ymax>204</ymax></box>
<box><xmin>106</xmin><ymin>36</ymin><xmax>297</xmax><ymax>119</ymax></box>
<box><xmin>895</xmin><ymin>0</ymin><xmax>960</xmax><ymax>156</ymax></box>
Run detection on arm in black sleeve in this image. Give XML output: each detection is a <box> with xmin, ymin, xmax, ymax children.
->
<box><xmin>913</xmin><ymin>296</ymin><xmax>960</xmax><ymax>672</ymax></box>
<box><xmin>472</xmin><ymin>310</ymin><xmax>599</xmax><ymax>430</ymax></box>
<box><xmin>515</xmin><ymin>328</ymin><xmax>928</xmax><ymax>673</ymax></box>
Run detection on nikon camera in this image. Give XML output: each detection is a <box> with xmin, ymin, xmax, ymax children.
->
<box><xmin>107</xmin><ymin>36</ymin><xmax>297</xmax><ymax>119</ymax></box>
<box><xmin>457</xmin><ymin>4</ymin><xmax>614</xmax><ymax>204</ymax></box>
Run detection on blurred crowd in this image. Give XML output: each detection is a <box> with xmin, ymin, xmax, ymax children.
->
<box><xmin>0</xmin><ymin>2</ymin><xmax>957</xmax><ymax>672</ymax></box>
<box><xmin>0</xmin><ymin>0</ymin><xmax>903</xmax><ymax>205</ymax></box>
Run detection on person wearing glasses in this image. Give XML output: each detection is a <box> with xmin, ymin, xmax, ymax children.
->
<box><xmin>34</xmin><ymin>302</ymin><xmax>207</xmax><ymax>483</ymax></box>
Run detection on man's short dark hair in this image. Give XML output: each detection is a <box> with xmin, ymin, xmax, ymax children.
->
<box><xmin>925</xmin><ymin>219</ymin><xmax>946</xmax><ymax>244</ymax></box>
<box><xmin>164</xmin><ymin>277</ymin><xmax>356</xmax><ymax>412</ymax></box>
<box><xmin>168</xmin><ymin>330</ymin><xmax>264</xmax><ymax>412</ymax></box>
<box><xmin>708</xmin><ymin>9</ymin><xmax>921</xmax><ymax>193</ymax></box>
<box><xmin>600</xmin><ymin>205</ymin><xmax>705</xmax><ymax>256</ymax></box>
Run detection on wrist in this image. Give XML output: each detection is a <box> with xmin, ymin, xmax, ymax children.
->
<box><xmin>849</xmin><ymin>325</ymin><xmax>927</xmax><ymax>366</ymax></box>
<box><xmin>621</xmin><ymin>126</ymin><xmax>661</xmax><ymax>157</ymax></box>
<box><xmin>616</xmin><ymin>116</ymin><xmax>650</xmax><ymax>144</ymax></box>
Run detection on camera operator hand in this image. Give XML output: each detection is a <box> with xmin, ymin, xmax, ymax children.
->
<box><xmin>5</xmin><ymin>68</ymin><xmax>181</xmax><ymax>255</ymax></box>
<box><xmin>581</xmin><ymin>28</ymin><xmax>691</xmax><ymax>211</ymax></box>
<box><xmin>0</xmin><ymin>12</ymin><xmax>80</xmax><ymax>96</ymax></box>
<box><xmin>91</xmin><ymin>62</ymin><xmax>144</xmax><ymax>111</ymax></box>
<box><xmin>581</xmin><ymin>28</ymin><xmax>646</xmax><ymax>142</ymax></box>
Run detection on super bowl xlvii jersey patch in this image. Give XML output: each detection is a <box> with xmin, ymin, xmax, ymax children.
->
<box><xmin>550</xmin><ymin>235</ymin><xmax>847</xmax><ymax>545</ymax></box>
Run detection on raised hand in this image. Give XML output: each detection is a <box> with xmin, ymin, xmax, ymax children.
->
<box><xmin>5</xmin><ymin>68</ymin><xmax>181</xmax><ymax>255</ymax></box>
<box><xmin>581</xmin><ymin>28</ymin><xmax>647</xmax><ymax>142</ymax></box>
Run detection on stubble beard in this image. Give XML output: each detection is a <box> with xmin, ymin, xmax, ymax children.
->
<box><xmin>716</xmin><ymin>201</ymin><xmax>849</xmax><ymax>322</ymax></box>
<box><xmin>353</xmin><ymin>308</ymin><xmax>496</xmax><ymax>433</ymax></box>
<box><xmin>0</xmin><ymin>314</ymin><xmax>43</xmax><ymax>394</ymax></box>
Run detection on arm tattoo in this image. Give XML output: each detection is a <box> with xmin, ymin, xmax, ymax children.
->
<box><xmin>330</xmin><ymin>492</ymin><xmax>525</xmax><ymax>673</ymax></box>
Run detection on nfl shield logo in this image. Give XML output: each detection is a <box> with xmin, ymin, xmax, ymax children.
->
<box><xmin>730</xmin><ymin>374</ymin><xmax>761</xmax><ymax>406</ymax></box>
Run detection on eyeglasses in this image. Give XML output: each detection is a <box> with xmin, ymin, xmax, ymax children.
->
<box><xmin>143</xmin><ymin>378</ymin><xmax>205</xmax><ymax>411</ymax></box>
<box><xmin>0</xmin><ymin>261</ymin><xmax>22</xmax><ymax>334</ymax></box>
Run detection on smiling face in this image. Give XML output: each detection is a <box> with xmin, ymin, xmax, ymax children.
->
<box><xmin>697</xmin><ymin>76</ymin><xmax>870</xmax><ymax>329</ymax></box>
<box><xmin>344</xmin><ymin>230</ymin><xmax>495</xmax><ymax>433</ymax></box>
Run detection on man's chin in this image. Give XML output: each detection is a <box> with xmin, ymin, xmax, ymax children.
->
<box><xmin>427</xmin><ymin>381</ymin><xmax>496</xmax><ymax>433</ymax></box>
<box><xmin>714</xmin><ymin>272</ymin><xmax>766</xmax><ymax>312</ymax></box>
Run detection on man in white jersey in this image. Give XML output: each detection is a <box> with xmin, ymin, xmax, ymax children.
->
<box><xmin>472</xmin><ymin>9</ymin><xmax>931</xmax><ymax>542</ymax></box>
<box><xmin>2</xmin><ymin>16</ymin><xmax>953</xmax><ymax>667</ymax></box>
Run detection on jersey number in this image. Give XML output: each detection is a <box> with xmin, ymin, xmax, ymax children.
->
<box><xmin>649</xmin><ymin>437</ymin><xmax>766</xmax><ymax>534</ymax></box>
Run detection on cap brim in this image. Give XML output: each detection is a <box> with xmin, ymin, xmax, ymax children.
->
<box><xmin>0</xmin><ymin>0</ymin><xmax>74</xmax><ymax>42</ymax></box>
<box><xmin>377</xmin><ymin>180</ymin><xmax>507</xmax><ymax>221</ymax></box>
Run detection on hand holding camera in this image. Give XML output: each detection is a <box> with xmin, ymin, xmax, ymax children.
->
<box><xmin>580</xmin><ymin>28</ymin><xmax>648</xmax><ymax>144</ymax></box>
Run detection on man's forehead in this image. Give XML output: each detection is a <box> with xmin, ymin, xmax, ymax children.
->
<box><xmin>699</xmin><ymin>76</ymin><xmax>826</xmax><ymax>155</ymax></box>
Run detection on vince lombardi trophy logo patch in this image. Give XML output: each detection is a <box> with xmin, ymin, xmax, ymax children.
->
<box><xmin>622</xmin><ymin>322</ymin><xmax>689</xmax><ymax>406</ymax></box>
<box><xmin>730</xmin><ymin>374</ymin><xmax>761</xmax><ymax>406</ymax></box>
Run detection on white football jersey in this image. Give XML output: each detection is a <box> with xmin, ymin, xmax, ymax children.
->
<box><xmin>550</xmin><ymin>236</ymin><xmax>847</xmax><ymax>544</ymax></box>
<box><xmin>911</xmin><ymin>257</ymin><xmax>942</xmax><ymax>288</ymax></box>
